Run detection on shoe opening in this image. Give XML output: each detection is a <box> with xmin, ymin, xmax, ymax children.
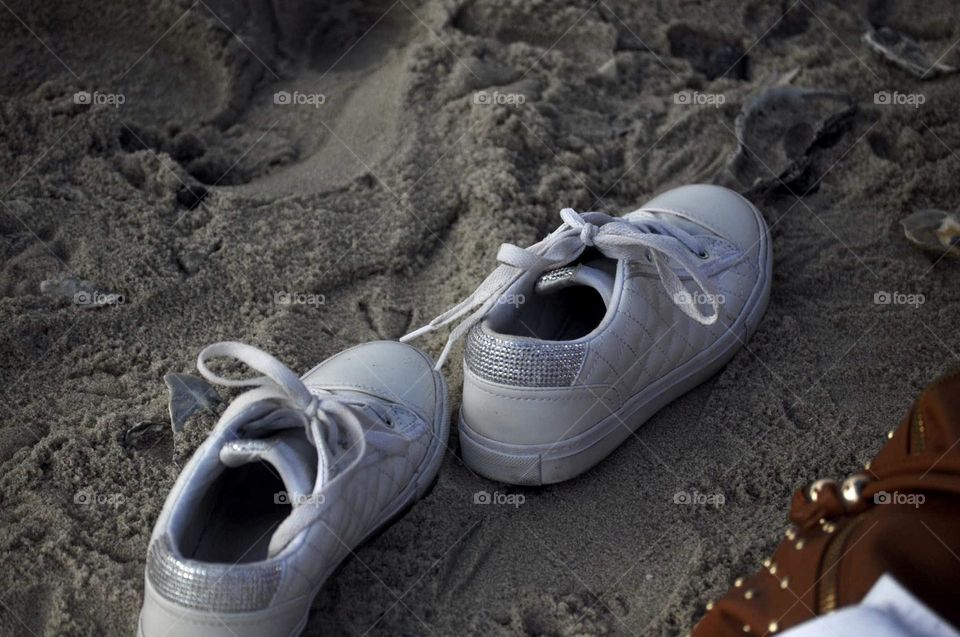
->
<box><xmin>489</xmin><ymin>251</ymin><xmax>615</xmax><ymax>341</ymax></box>
<box><xmin>176</xmin><ymin>461</ymin><xmax>292</xmax><ymax>564</ymax></box>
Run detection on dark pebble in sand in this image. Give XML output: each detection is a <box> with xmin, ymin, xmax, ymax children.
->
<box><xmin>742</xmin><ymin>0</ymin><xmax>810</xmax><ymax>39</ymax></box>
<box><xmin>123</xmin><ymin>421</ymin><xmax>166</xmax><ymax>453</ymax></box>
<box><xmin>186</xmin><ymin>153</ymin><xmax>234</xmax><ymax>185</ymax></box>
<box><xmin>176</xmin><ymin>184</ymin><xmax>208</xmax><ymax>209</ymax></box>
<box><xmin>667</xmin><ymin>24</ymin><xmax>748</xmax><ymax>80</ymax></box>
<box><xmin>118</xmin><ymin>123</ymin><xmax>162</xmax><ymax>152</ymax></box>
<box><xmin>164</xmin><ymin>372</ymin><xmax>221</xmax><ymax>433</ymax></box>
<box><xmin>172</xmin><ymin>132</ymin><xmax>206</xmax><ymax>162</ymax></box>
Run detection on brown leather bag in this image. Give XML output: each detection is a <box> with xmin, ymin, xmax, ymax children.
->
<box><xmin>693</xmin><ymin>367</ymin><xmax>960</xmax><ymax>636</ymax></box>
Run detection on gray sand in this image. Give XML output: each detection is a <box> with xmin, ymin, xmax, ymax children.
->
<box><xmin>2</xmin><ymin>0</ymin><xmax>959</xmax><ymax>635</ymax></box>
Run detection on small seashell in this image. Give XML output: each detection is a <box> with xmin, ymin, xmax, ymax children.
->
<box><xmin>863</xmin><ymin>28</ymin><xmax>958</xmax><ymax>80</ymax></box>
<box><xmin>728</xmin><ymin>86</ymin><xmax>856</xmax><ymax>195</ymax></box>
<box><xmin>164</xmin><ymin>372</ymin><xmax>222</xmax><ymax>433</ymax></box>
<box><xmin>901</xmin><ymin>209</ymin><xmax>960</xmax><ymax>259</ymax></box>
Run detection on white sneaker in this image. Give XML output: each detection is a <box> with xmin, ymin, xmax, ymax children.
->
<box><xmin>402</xmin><ymin>184</ymin><xmax>771</xmax><ymax>485</ymax></box>
<box><xmin>138</xmin><ymin>341</ymin><xmax>448</xmax><ymax>637</ymax></box>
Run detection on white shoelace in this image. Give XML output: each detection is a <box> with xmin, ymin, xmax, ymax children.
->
<box><xmin>197</xmin><ymin>341</ymin><xmax>412</xmax><ymax>554</ymax></box>
<box><xmin>196</xmin><ymin>342</ymin><xmax>413</xmax><ymax>490</ymax></box>
<box><xmin>401</xmin><ymin>208</ymin><xmax>720</xmax><ymax>369</ymax></box>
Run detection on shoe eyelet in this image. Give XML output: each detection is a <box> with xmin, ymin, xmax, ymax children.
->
<box><xmin>697</xmin><ymin>250</ymin><xmax>710</xmax><ymax>260</ymax></box>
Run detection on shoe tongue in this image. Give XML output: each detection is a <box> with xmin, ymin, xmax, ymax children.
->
<box><xmin>219</xmin><ymin>432</ymin><xmax>317</xmax><ymax>504</ymax></box>
<box><xmin>534</xmin><ymin>262</ymin><xmax>615</xmax><ymax>307</ymax></box>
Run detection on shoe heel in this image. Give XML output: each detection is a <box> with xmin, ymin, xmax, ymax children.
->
<box><xmin>459</xmin><ymin>414</ymin><xmax>543</xmax><ymax>485</ymax></box>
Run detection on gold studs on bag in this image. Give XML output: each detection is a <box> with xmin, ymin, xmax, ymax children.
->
<box><xmin>808</xmin><ymin>478</ymin><xmax>835</xmax><ymax>502</ymax></box>
<box><xmin>841</xmin><ymin>474</ymin><xmax>869</xmax><ymax>506</ymax></box>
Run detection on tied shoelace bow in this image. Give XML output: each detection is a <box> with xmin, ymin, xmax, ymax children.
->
<box><xmin>197</xmin><ymin>342</ymin><xmax>412</xmax><ymax>555</ymax></box>
<box><xmin>196</xmin><ymin>342</ymin><xmax>403</xmax><ymax>492</ymax></box>
<box><xmin>401</xmin><ymin>208</ymin><xmax>721</xmax><ymax>369</ymax></box>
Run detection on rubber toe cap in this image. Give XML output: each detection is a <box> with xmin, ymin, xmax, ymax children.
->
<box><xmin>302</xmin><ymin>341</ymin><xmax>438</xmax><ymax>421</ymax></box>
<box><xmin>640</xmin><ymin>184</ymin><xmax>763</xmax><ymax>250</ymax></box>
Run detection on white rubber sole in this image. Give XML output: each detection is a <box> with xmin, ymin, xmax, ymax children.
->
<box><xmin>459</xmin><ymin>202</ymin><xmax>773</xmax><ymax>486</ymax></box>
<box><xmin>138</xmin><ymin>368</ymin><xmax>450</xmax><ymax>637</ymax></box>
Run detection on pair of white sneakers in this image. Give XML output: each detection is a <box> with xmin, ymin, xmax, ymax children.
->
<box><xmin>139</xmin><ymin>184</ymin><xmax>772</xmax><ymax>636</ymax></box>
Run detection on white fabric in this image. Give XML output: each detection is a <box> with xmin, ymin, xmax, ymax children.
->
<box><xmin>781</xmin><ymin>575</ymin><xmax>960</xmax><ymax>637</ymax></box>
<box><xmin>401</xmin><ymin>208</ymin><xmax>720</xmax><ymax>368</ymax></box>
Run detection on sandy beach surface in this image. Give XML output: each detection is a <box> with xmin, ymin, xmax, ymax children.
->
<box><xmin>2</xmin><ymin>0</ymin><xmax>959</xmax><ymax>635</ymax></box>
